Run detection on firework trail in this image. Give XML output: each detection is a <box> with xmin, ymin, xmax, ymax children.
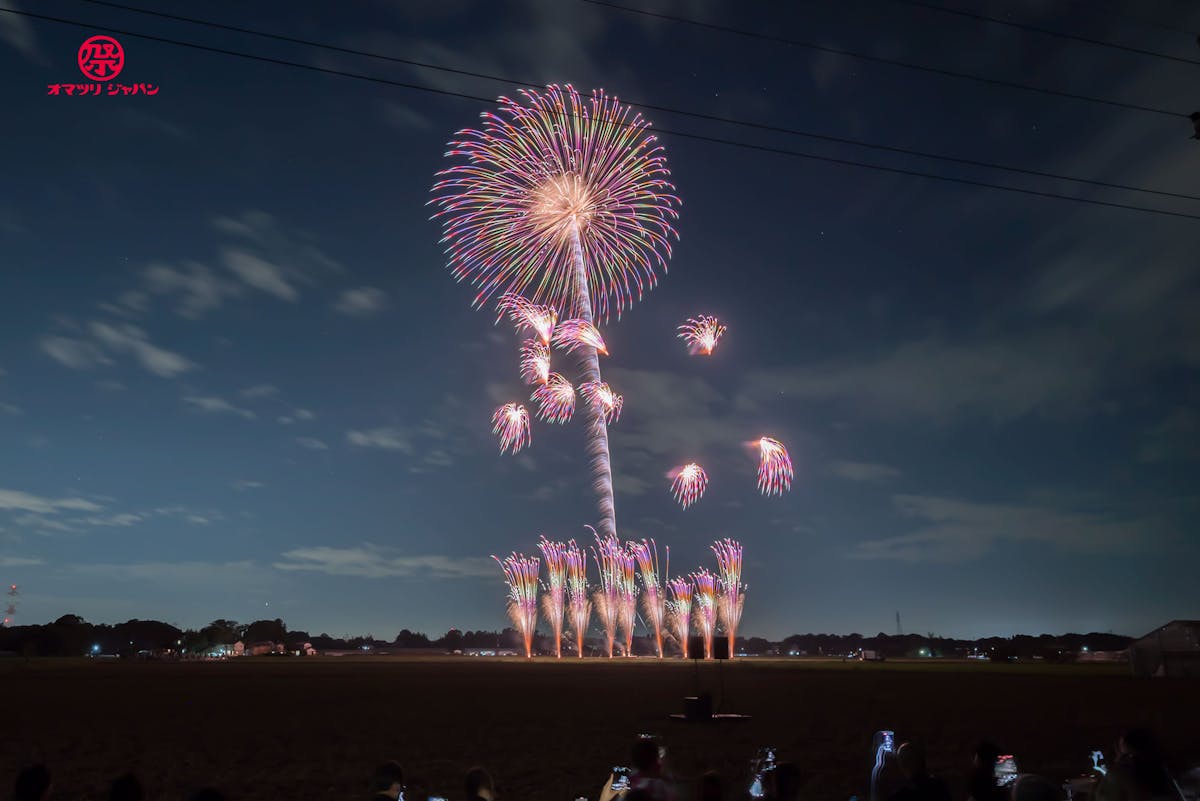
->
<box><xmin>692</xmin><ymin>569</ymin><xmax>718</xmax><ymax>660</ymax></box>
<box><xmin>492</xmin><ymin>553</ymin><xmax>540</xmax><ymax>658</ymax></box>
<box><xmin>491</xmin><ymin>403</ymin><xmax>531</xmax><ymax>454</ymax></box>
<box><xmin>678</xmin><ymin>315</ymin><xmax>727</xmax><ymax>355</ymax></box>
<box><xmin>520</xmin><ymin>340</ymin><xmax>552</xmax><ymax>385</ymax></box>
<box><xmin>756</xmin><ymin>436</ymin><xmax>794</xmax><ymax>495</ymax></box>
<box><xmin>666</xmin><ymin>577</ymin><xmax>693</xmax><ymax>660</ymax></box>
<box><xmin>564</xmin><ymin>540</ymin><xmax>591</xmax><ymax>657</ymax></box>
<box><xmin>712</xmin><ymin>539</ymin><xmax>745</xmax><ymax>658</ymax></box>
<box><xmin>497</xmin><ymin>292</ymin><xmax>557</xmax><ymax>344</ymax></box>
<box><xmin>668</xmin><ymin>463</ymin><xmax>708</xmax><ymax>509</ymax></box>
<box><xmin>432</xmin><ymin>84</ymin><xmax>681</xmax><ymax>541</ymax></box>
<box><xmin>615</xmin><ymin>543</ymin><xmax>638</xmax><ymax>657</ymax></box>
<box><xmin>579</xmin><ymin>381</ymin><xmax>623</xmax><ymax>425</ymax></box>
<box><xmin>531</xmin><ymin>373</ymin><xmax>575</xmax><ymax>423</ymax></box>
<box><xmin>591</xmin><ymin>530</ymin><xmax>623</xmax><ymax>658</ymax></box>
<box><xmin>538</xmin><ymin>537</ymin><xmax>568</xmax><ymax>658</ymax></box>
<box><xmin>553</xmin><ymin>319</ymin><xmax>608</xmax><ymax>356</ymax></box>
<box><xmin>629</xmin><ymin>540</ymin><xmax>666</xmax><ymax>658</ymax></box>
<box><xmin>2</xmin><ymin>583</ymin><xmax>16</xmax><ymax>627</ymax></box>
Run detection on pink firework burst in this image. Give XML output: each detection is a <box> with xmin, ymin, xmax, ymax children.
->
<box><xmin>531</xmin><ymin>373</ymin><xmax>575</xmax><ymax>423</ymax></box>
<box><xmin>579</xmin><ymin>381</ymin><xmax>623</xmax><ymax>425</ymax></box>
<box><xmin>678</xmin><ymin>315</ymin><xmax>727</xmax><ymax>355</ymax></box>
<box><xmin>564</xmin><ymin>539</ymin><xmax>591</xmax><ymax>658</ymax></box>
<box><xmin>756</xmin><ymin>437</ymin><xmax>794</xmax><ymax>495</ymax></box>
<box><xmin>712</xmin><ymin>539</ymin><xmax>745</xmax><ymax>658</ymax></box>
<box><xmin>538</xmin><ymin>537</ymin><xmax>568</xmax><ymax>658</ymax></box>
<box><xmin>552</xmin><ymin>319</ymin><xmax>608</xmax><ymax>355</ymax></box>
<box><xmin>666</xmin><ymin>576</ymin><xmax>693</xmax><ymax>659</ymax></box>
<box><xmin>493</xmin><ymin>552</ymin><xmax>540</xmax><ymax>658</ymax></box>
<box><xmin>692</xmin><ymin>569</ymin><xmax>718</xmax><ymax>660</ymax></box>
<box><xmin>430</xmin><ymin>84</ymin><xmax>680</xmax><ymax>324</ymax></box>
<box><xmin>629</xmin><ymin>539</ymin><xmax>666</xmax><ymax>658</ymax></box>
<box><xmin>497</xmin><ymin>292</ymin><xmax>557</xmax><ymax>344</ymax></box>
<box><xmin>519</xmin><ymin>339</ymin><xmax>551</xmax><ymax>385</ymax></box>
<box><xmin>668</xmin><ymin>463</ymin><xmax>708</xmax><ymax>509</ymax></box>
<box><xmin>491</xmin><ymin>403</ymin><xmax>531</xmax><ymax>454</ymax></box>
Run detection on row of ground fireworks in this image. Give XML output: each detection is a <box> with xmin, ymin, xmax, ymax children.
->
<box><xmin>494</xmin><ymin>535</ymin><xmax>743</xmax><ymax>659</ymax></box>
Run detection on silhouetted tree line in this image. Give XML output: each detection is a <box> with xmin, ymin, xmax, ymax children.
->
<box><xmin>0</xmin><ymin>614</ymin><xmax>1133</xmax><ymax>659</ymax></box>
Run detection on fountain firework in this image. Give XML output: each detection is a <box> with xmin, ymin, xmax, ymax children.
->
<box><xmin>538</xmin><ymin>537</ymin><xmax>568</xmax><ymax>658</ymax></box>
<box><xmin>629</xmin><ymin>540</ymin><xmax>666</xmax><ymax>658</ymax></box>
<box><xmin>666</xmin><ymin>577</ymin><xmax>693</xmax><ymax>660</ymax></box>
<box><xmin>493</xmin><ymin>553</ymin><xmax>539</xmax><ymax>658</ymax></box>
<box><xmin>565</xmin><ymin>540</ymin><xmax>591</xmax><ymax>658</ymax></box>
<box><xmin>692</xmin><ymin>569</ymin><xmax>718</xmax><ymax>660</ymax></box>
<box><xmin>712</xmin><ymin>538</ymin><xmax>745</xmax><ymax>657</ymax></box>
<box><xmin>615</xmin><ymin>543</ymin><xmax>638</xmax><ymax>657</ymax></box>
<box><xmin>591</xmin><ymin>530</ymin><xmax>623</xmax><ymax>658</ymax></box>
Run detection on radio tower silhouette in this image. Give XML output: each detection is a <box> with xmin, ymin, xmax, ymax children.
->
<box><xmin>895</xmin><ymin>611</ymin><xmax>903</xmax><ymax>636</ymax></box>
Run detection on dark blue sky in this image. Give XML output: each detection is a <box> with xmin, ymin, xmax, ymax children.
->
<box><xmin>1</xmin><ymin>0</ymin><xmax>1197</xmax><ymax>640</ymax></box>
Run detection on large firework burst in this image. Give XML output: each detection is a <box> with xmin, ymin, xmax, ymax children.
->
<box><xmin>432</xmin><ymin>84</ymin><xmax>680</xmax><ymax>541</ymax></box>
<box><xmin>493</xmin><ymin>552</ymin><xmax>540</xmax><ymax>658</ymax></box>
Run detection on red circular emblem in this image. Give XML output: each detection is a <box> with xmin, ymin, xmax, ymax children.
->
<box><xmin>78</xmin><ymin>36</ymin><xmax>125</xmax><ymax>81</ymax></box>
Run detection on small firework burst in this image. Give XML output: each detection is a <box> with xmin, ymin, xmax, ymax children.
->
<box><xmin>579</xmin><ymin>381</ymin><xmax>623</xmax><ymax>425</ymax></box>
<box><xmin>519</xmin><ymin>340</ymin><xmax>552</xmax><ymax>385</ymax></box>
<box><xmin>491</xmin><ymin>403</ymin><xmax>531</xmax><ymax>454</ymax></box>
<box><xmin>668</xmin><ymin>463</ymin><xmax>708</xmax><ymax>509</ymax></box>
<box><xmin>756</xmin><ymin>437</ymin><xmax>794</xmax><ymax>495</ymax></box>
<box><xmin>531</xmin><ymin>373</ymin><xmax>576</xmax><ymax>423</ymax></box>
<box><xmin>678</xmin><ymin>315</ymin><xmax>727</xmax><ymax>355</ymax></box>
<box><xmin>497</xmin><ymin>292</ymin><xmax>557</xmax><ymax>344</ymax></box>
<box><xmin>552</xmin><ymin>319</ymin><xmax>608</xmax><ymax>355</ymax></box>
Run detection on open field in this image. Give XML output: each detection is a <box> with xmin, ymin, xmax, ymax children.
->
<box><xmin>3</xmin><ymin>657</ymin><xmax>1196</xmax><ymax>801</ymax></box>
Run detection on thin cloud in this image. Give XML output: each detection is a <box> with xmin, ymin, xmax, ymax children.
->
<box><xmin>240</xmin><ymin>384</ymin><xmax>279</xmax><ymax>398</ymax></box>
<box><xmin>89</xmin><ymin>321</ymin><xmax>196</xmax><ymax>378</ymax></box>
<box><xmin>182</xmin><ymin>396</ymin><xmax>256</xmax><ymax>420</ymax></box>
<box><xmin>0</xmin><ymin>489</ymin><xmax>102</xmax><ymax>515</ymax></box>
<box><xmin>333</xmin><ymin>286</ymin><xmax>389</xmax><ymax>317</ymax></box>
<box><xmin>346</xmin><ymin>426</ymin><xmax>412</xmax><ymax>452</ymax></box>
<box><xmin>295</xmin><ymin>437</ymin><xmax>329</xmax><ymax>450</ymax></box>
<box><xmin>828</xmin><ymin>460</ymin><xmax>901</xmax><ymax>482</ymax></box>
<box><xmin>0</xmin><ymin>556</ymin><xmax>43</xmax><ymax>567</ymax></box>
<box><xmin>274</xmin><ymin>544</ymin><xmax>494</xmax><ymax>579</ymax></box>
<box><xmin>40</xmin><ymin>336</ymin><xmax>112</xmax><ymax>370</ymax></box>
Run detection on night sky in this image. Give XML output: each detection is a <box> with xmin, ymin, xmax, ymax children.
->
<box><xmin>2</xmin><ymin>0</ymin><xmax>1198</xmax><ymax>641</ymax></box>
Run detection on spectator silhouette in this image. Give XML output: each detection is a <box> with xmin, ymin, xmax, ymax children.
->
<box><xmin>109</xmin><ymin>773</ymin><xmax>144</xmax><ymax>801</ymax></box>
<box><xmin>370</xmin><ymin>761</ymin><xmax>405</xmax><ymax>801</ymax></box>
<box><xmin>886</xmin><ymin>743</ymin><xmax>951</xmax><ymax>801</ymax></box>
<box><xmin>768</xmin><ymin>763</ymin><xmax>802</xmax><ymax>801</ymax></box>
<box><xmin>630</xmin><ymin>738</ymin><xmax>676</xmax><ymax>801</ymax></box>
<box><xmin>966</xmin><ymin>742</ymin><xmax>1006</xmax><ymax>801</ymax></box>
<box><xmin>1096</xmin><ymin>729</ymin><xmax>1174</xmax><ymax>801</ymax></box>
<box><xmin>13</xmin><ymin>765</ymin><xmax>51</xmax><ymax>801</ymax></box>
<box><xmin>465</xmin><ymin>766</ymin><xmax>495</xmax><ymax>801</ymax></box>
<box><xmin>405</xmin><ymin>778</ymin><xmax>431</xmax><ymax>801</ymax></box>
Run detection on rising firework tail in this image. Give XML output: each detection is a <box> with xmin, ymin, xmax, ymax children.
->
<box><xmin>678</xmin><ymin>315</ymin><xmax>727</xmax><ymax>355</ymax></box>
<box><xmin>493</xmin><ymin>553</ymin><xmax>540</xmax><ymax>658</ymax></box>
<box><xmin>491</xmin><ymin>403</ymin><xmax>531</xmax><ymax>454</ymax></box>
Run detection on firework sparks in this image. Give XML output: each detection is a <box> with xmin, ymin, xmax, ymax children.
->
<box><xmin>519</xmin><ymin>340</ymin><xmax>552</xmax><ymax>385</ymax></box>
<box><xmin>431</xmin><ymin>84</ymin><xmax>680</xmax><ymax>323</ymax></box>
<box><xmin>666</xmin><ymin>577</ymin><xmax>693</xmax><ymax>660</ymax></box>
<box><xmin>692</xmin><ymin>569</ymin><xmax>718</xmax><ymax>660</ymax></box>
<box><xmin>531</xmin><ymin>373</ymin><xmax>575</xmax><ymax>423</ymax></box>
<box><xmin>591</xmin><ymin>530</ymin><xmax>623</xmax><ymax>658</ymax></box>
<box><xmin>615</xmin><ymin>543</ymin><xmax>638</xmax><ymax>658</ymax></box>
<box><xmin>565</xmin><ymin>540</ymin><xmax>591</xmax><ymax>658</ymax></box>
<box><xmin>580</xmin><ymin>381</ymin><xmax>623</xmax><ymax>425</ymax></box>
<box><xmin>629</xmin><ymin>540</ymin><xmax>666</xmax><ymax>658</ymax></box>
<box><xmin>668</xmin><ymin>463</ymin><xmax>708</xmax><ymax>509</ymax></box>
<box><xmin>552</xmin><ymin>319</ymin><xmax>608</xmax><ymax>356</ymax></box>
<box><xmin>493</xmin><ymin>553</ymin><xmax>540</xmax><ymax>658</ymax></box>
<box><xmin>712</xmin><ymin>539</ymin><xmax>745</xmax><ymax>658</ymax></box>
<box><xmin>497</xmin><ymin>292</ymin><xmax>557</xmax><ymax>344</ymax></box>
<box><xmin>678</xmin><ymin>315</ymin><xmax>727</xmax><ymax>355</ymax></box>
<box><xmin>491</xmin><ymin>403</ymin><xmax>531</xmax><ymax>454</ymax></box>
<box><xmin>538</xmin><ymin>537</ymin><xmax>568</xmax><ymax>658</ymax></box>
<box><xmin>756</xmin><ymin>436</ymin><xmax>794</xmax><ymax>495</ymax></box>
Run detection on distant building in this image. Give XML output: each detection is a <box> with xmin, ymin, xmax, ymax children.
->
<box><xmin>247</xmin><ymin>641</ymin><xmax>284</xmax><ymax>656</ymax></box>
<box><xmin>1129</xmin><ymin>620</ymin><xmax>1200</xmax><ymax>678</ymax></box>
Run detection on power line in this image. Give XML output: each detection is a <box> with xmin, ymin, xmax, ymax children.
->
<box><xmin>886</xmin><ymin>0</ymin><xmax>1200</xmax><ymax>66</ymax></box>
<box><xmin>1060</xmin><ymin>0</ymin><xmax>1200</xmax><ymax>39</ymax></box>
<box><xmin>68</xmin><ymin>0</ymin><xmax>1200</xmax><ymax>203</ymax></box>
<box><xmin>578</xmin><ymin>0</ymin><xmax>1188</xmax><ymax>118</ymax></box>
<box><xmin>5</xmin><ymin>7</ymin><xmax>1198</xmax><ymax>222</ymax></box>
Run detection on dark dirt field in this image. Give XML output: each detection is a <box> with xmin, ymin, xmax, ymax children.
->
<box><xmin>3</xmin><ymin>657</ymin><xmax>1196</xmax><ymax>801</ymax></box>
